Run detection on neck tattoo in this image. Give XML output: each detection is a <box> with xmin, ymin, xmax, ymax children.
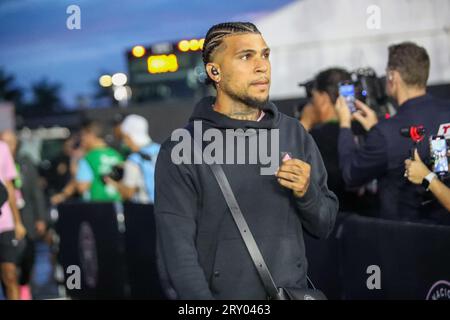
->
<box><xmin>214</xmin><ymin>104</ymin><xmax>261</xmax><ymax>121</ymax></box>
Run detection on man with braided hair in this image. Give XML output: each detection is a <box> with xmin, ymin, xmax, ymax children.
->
<box><xmin>155</xmin><ymin>22</ymin><xmax>338</xmax><ymax>299</ymax></box>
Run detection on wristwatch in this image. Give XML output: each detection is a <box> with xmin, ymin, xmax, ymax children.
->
<box><xmin>421</xmin><ymin>172</ymin><xmax>437</xmax><ymax>191</ymax></box>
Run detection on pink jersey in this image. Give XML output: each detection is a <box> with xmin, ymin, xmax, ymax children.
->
<box><xmin>0</xmin><ymin>141</ymin><xmax>17</xmax><ymax>233</ymax></box>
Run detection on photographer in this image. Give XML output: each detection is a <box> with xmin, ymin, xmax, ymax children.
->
<box><xmin>300</xmin><ymin>68</ymin><xmax>377</xmax><ymax>214</ymax></box>
<box><xmin>104</xmin><ymin>115</ymin><xmax>160</xmax><ymax>204</ymax></box>
<box><xmin>75</xmin><ymin>120</ymin><xmax>124</xmax><ymax>202</ymax></box>
<box><xmin>404</xmin><ymin>149</ymin><xmax>450</xmax><ymax>212</ymax></box>
<box><xmin>335</xmin><ymin>42</ymin><xmax>450</xmax><ymax>222</ymax></box>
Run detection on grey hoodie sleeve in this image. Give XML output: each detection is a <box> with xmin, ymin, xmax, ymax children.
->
<box><xmin>154</xmin><ymin>145</ymin><xmax>214</xmax><ymax>300</ymax></box>
<box><xmin>294</xmin><ymin>132</ymin><xmax>339</xmax><ymax>239</ymax></box>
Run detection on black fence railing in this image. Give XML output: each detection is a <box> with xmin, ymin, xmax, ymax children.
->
<box><xmin>55</xmin><ymin>204</ymin><xmax>450</xmax><ymax>300</ymax></box>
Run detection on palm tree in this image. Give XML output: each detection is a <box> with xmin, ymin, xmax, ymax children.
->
<box><xmin>30</xmin><ymin>78</ymin><xmax>63</xmax><ymax>114</ymax></box>
<box><xmin>0</xmin><ymin>68</ymin><xmax>23</xmax><ymax>106</ymax></box>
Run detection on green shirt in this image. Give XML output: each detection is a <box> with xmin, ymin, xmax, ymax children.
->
<box><xmin>82</xmin><ymin>147</ymin><xmax>124</xmax><ymax>202</ymax></box>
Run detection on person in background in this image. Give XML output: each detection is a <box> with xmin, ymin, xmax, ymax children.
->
<box><xmin>50</xmin><ymin>136</ymin><xmax>83</xmax><ymax>205</ymax></box>
<box><xmin>0</xmin><ymin>139</ymin><xmax>26</xmax><ymax>300</ymax></box>
<box><xmin>75</xmin><ymin>120</ymin><xmax>124</xmax><ymax>202</ymax></box>
<box><xmin>104</xmin><ymin>115</ymin><xmax>160</xmax><ymax>204</ymax></box>
<box><xmin>300</xmin><ymin>68</ymin><xmax>377</xmax><ymax>214</ymax></box>
<box><xmin>405</xmin><ymin>149</ymin><xmax>450</xmax><ymax>212</ymax></box>
<box><xmin>0</xmin><ymin>130</ymin><xmax>49</xmax><ymax>299</ymax></box>
<box><xmin>110</xmin><ymin>113</ymin><xmax>131</xmax><ymax>159</ymax></box>
<box><xmin>299</xmin><ymin>68</ymin><xmax>350</xmax><ymax>132</ymax></box>
<box><xmin>335</xmin><ymin>42</ymin><xmax>450</xmax><ymax>222</ymax></box>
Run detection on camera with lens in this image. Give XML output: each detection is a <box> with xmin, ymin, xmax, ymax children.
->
<box><xmin>351</xmin><ymin>67</ymin><xmax>391</xmax><ymax>118</ymax></box>
<box><xmin>299</xmin><ymin>67</ymin><xmax>390</xmax><ymax>115</ymax></box>
<box><xmin>102</xmin><ymin>164</ymin><xmax>124</xmax><ymax>183</ymax></box>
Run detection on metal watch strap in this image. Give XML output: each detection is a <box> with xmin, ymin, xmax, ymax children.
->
<box><xmin>423</xmin><ymin>172</ymin><xmax>437</xmax><ymax>191</ymax></box>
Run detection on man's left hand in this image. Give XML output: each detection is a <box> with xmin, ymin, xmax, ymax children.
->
<box><xmin>404</xmin><ymin>149</ymin><xmax>431</xmax><ymax>184</ymax></box>
<box><xmin>276</xmin><ymin>159</ymin><xmax>311</xmax><ymax>198</ymax></box>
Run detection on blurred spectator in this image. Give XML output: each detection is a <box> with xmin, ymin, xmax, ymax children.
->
<box><xmin>300</xmin><ymin>68</ymin><xmax>349</xmax><ymax>131</ymax></box>
<box><xmin>1</xmin><ymin>130</ymin><xmax>49</xmax><ymax>299</ymax></box>
<box><xmin>47</xmin><ymin>136</ymin><xmax>77</xmax><ymax>196</ymax></box>
<box><xmin>50</xmin><ymin>180</ymin><xmax>78</xmax><ymax>206</ymax></box>
<box><xmin>110</xmin><ymin>113</ymin><xmax>131</xmax><ymax>159</ymax></box>
<box><xmin>0</xmin><ymin>140</ymin><xmax>26</xmax><ymax>300</ymax></box>
<box><xmin>299</xmin><ymin>102</ymin><xmax>319</xmax><ymax>132</ymax></box>
<box><xmin>335</xmin><ymin>42</ymin><xmax>450</xmax><ymax>222</ymax></box>
<box><xmin>104</xmin><ymin>115</ymin><xmax>160</xmax><ymax>204</ymax></box>
<box><xmin>75</xmin><ymin>120</ymin><xmax>124</xmax><ymax>202</ymax></box>
<box><xmin>300</xmin><ymin>68</ymin><xmax>377</xmax><ymax>213</ymax></box>
<box><xmin>49</xmin><ymin>136</ymin><xmax>83</xmax><ymax>205</ymax></box>
<box><xmin>405</xmin><ymin>149</ymin><xmax>450</xmax><ymax>212</ymax></box>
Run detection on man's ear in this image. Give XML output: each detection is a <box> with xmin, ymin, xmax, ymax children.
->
<box><xmin>387</xmin><ymin>71</ymin><xmax>393</xmax><ymax>82</ymax></box>
<box><xmin>206</xmin><ymin>63</ymin><xmax>221</xmax><ymax>83</ymax></box>
<box><xmin>392</xmin><ymin>70</ymin><xmax>403</xmax><ymax>85</ymax></box>
<box><xmin>390</xmin><ymin>70</ymin><xmax>403</xmax><ymax>92</ymax></box>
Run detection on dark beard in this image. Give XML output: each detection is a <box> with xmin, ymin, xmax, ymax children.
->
<box><xmin>226</xmin><ymin>88</ymin><xmax>269</xmax><ymax>110</ymax></box>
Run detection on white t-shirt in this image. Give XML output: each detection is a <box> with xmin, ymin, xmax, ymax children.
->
<box><xmin>122</xmin><ymin>160</ymin><xmax>150</xmax><ymax>203</ymax></box>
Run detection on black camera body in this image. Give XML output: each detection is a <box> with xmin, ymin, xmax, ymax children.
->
<box><xmin>299</xmin><ymin>67</ymin><xmax>390</xmax><ymax>118</ymax></box>
<box><xmin>102</xmin><ymin>165</ymin><xmax>124</xmax><ymax>183</ymax></box>
<box><xmin>351</xmin><ymin>67</ymin><xmax>390</xmax><ymax>118</ymax></box>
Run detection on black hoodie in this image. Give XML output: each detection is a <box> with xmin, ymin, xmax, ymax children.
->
<box><xmin>155</xmin><ymin>97</ymin><xmax>338</xmax><ymax>299</ymax></box>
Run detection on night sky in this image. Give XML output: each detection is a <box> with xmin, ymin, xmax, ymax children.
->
<box><xmin>0</xmin><ymin>0</ymin><xmax>294</xmax><ymax>107</ymax></box>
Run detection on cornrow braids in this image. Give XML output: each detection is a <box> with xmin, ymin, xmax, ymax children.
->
<box><xmin>202</xmin><ymin>22</ymin><xmax>261</xmax><ymax>85</ymax></box>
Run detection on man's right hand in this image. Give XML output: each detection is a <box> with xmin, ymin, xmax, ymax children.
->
<box><xmin>352</xmin><ymin>100</ymin><xmax>378</xmax><ymax>131</ymax></box>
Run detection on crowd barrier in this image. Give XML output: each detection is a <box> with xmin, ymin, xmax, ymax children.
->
<box><xmin>56</xmin><ymin>202</ymin><xmax>164</xmax><ymax>299</ymax></box>
<box><xmin>305</xmin><ymin>213</ymin><xmax>450</xmax><ymax>300</ymax></box>
<box><xmin>55</xmin><ymin>204</ymin><xmax>450</xmax><ymax>300</ymax></box>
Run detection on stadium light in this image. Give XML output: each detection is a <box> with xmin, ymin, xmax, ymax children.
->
<box><xmin>178</xmin><ymin>40</ymin><xmax>190</xmax><ymax>52</ymax></box>
<box><xmin>147</xmin><ymin>54</ymin><xmax>179</xmax><ymax>74</ymax></box>
<box><xmin>189</xmin><ymin>39</ymin><xmax>200</xmax><ymax>51</ymax></box>
<box><xmin>99</xmin><ymin>75</ymin><xmax>112</xmax><ymax>87</ymax></box>
<box><xmin>132</xmin><ymin>45</ymin><xmax>146</xmax><ymax>58</ymax></box>
<box><xmin>112</xmin><ymin>73</ymin><xmax>127</xmax><ymax>86</ymax></box>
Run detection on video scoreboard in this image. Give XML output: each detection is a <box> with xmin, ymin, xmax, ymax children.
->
<box><xmin>126</xmin><ymin>38</ymin><xmax>210</xmax><ymax>103</ymax></box>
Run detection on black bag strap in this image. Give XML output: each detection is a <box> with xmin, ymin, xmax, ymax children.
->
<box><xmin>189</xmin><ymin>124</ymin><xmax>316</xmax><ymax>299</ymax></box>
<box><xmin>209</xmin><ymin>163</ymin><xmax>317</xmax><ymax>293</ymax></box>
<box><xmin>209</xmin><ymin>163</ymin><xmax>282</xmax><ymax>300</ymax></box>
